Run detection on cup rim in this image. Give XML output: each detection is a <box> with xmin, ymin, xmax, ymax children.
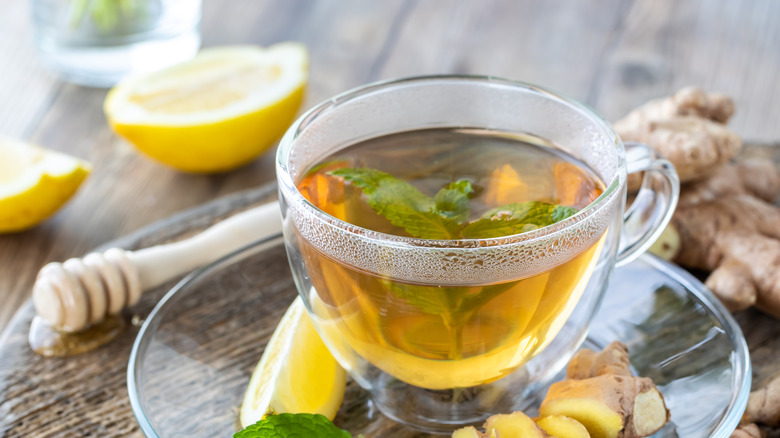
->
<box><xmin>276</xmin><ymin>74</ymin><xmax>624</xmax><ymax>249</ymax></box>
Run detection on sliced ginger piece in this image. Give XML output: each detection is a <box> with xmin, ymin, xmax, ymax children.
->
<box><xmin>648</xmin><ymin>224</ymin><xmax>681</xmax><ymax>261</ymax></box>
<box><xmin>451</xmin><ymin>412</ymin><xmax>549</xmax><ymax>437</ymax></box>
<box><xmin>483</xmin><ymin>163</ymin><xmax>528</xmax><ymax>205</ymax></box>
<box><xmin>484</xmin><ymin>412</ymin><xmax>550</xmax><ymax>438</ymax></box>
<box><xmin>539</xmin><ymin>378</ymin><xmax>624</xmax><ymax>438</ymax></box>
<box><xmin>540</xmin><ymin>375</ymin><xmax>668</xmax><ymax>438</ymax></box>
<box><xmin>296</xmin><ymin>160</ymin><xmax>349</xmax><ymax>219</ymax></box>
<box><xmin>632</xmin><ymin>388</ymin><xmax>669</xmax><ymax>436</ymax></box>
<box><xmin>535</xmin><ymin>415</ymin><xmax>590</xmax><ymax>438</ymax></box>
<box><xmin>553</xmin><ymin>161</ymin><xmax>599</xmax><ymax>207</ymax></box>
<box><xmin>452</xmin><ymin>342</ymin><xmax>668</xmax><ymax>438</ymax></box>
<box><xmin>566</xmin><ymin>341</ymin><xmax>632</xmax><ymax>380</ymax></box>
<box><xmin>452</xmin><ymin>426</ymin><xmax>485</xmax><ymax>438</ymax></box>
<box><xmin>542</xmin><ymin>341</ymin><xmax>669</xmax><ymax>438</ymax></box>
<box><xmin>745</xmin><ymin>374</ymin><xmax>780</xmax><ymax>426</ymax></box>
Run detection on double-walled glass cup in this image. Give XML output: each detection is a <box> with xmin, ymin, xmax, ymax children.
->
<box><xmin>276</xmin><ymin>76</ymin><xmax>678</xmax><ymax>431</ymax></box>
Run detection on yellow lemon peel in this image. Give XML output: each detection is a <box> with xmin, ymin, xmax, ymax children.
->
<box><xmin>0</xmin><ymin>136</ymin><xmax>90</xmax><ymax>233</ymax></box>
<box><xmin>104</xmin><ymin>43</ymin><xmax>308</xmax><ymax>173</ymax></box>
<box><xmin>239</xmin><ymin>296</ymin><xmax>346</xmax><ymax>428</ymax></box>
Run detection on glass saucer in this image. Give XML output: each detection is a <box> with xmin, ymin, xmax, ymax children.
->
<box><xmin>128</xmin><ymin>233</ymin><xmax>750</xmax><ymax>437</ymax></box>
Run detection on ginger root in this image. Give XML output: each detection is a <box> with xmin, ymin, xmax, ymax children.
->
<box><xmin>615</xmin><ymin>86</ymin><xmax>735</xmax><ymax>125</ymax></box>
<box><xmin>678</xmin><ymin>159</ymin><xmax>780</xmax><ymax>206</ymax></box>
<box><xmin>539</xmin><ymin>342</ymin><xmax>669</xmax><ymax>438</ymax></box>
<box><xmin>565</xmin><ymin>340</ymin><xmax>632</xmax><ymax>379</ymax></box>
<box><xmin>731</xmin><ymin>423</ymin><xmax>765</xmax><ymax>438</ymax></box>
<box><xmin>744</xmin><ymin>374</ymin><xmax>780</xmax><ymax>427</ymax></box>
<box><xmin>663</xmin><ymin>160</ymin><xmax>780</xmax><ymax>316</ymax></box>
<box><xmin>647</xmin><ymin>224</ymin><xmax>681</xmax><ymax>262</ymax></box>
<box><xmin>614</xmin><ymin>87</ymin><xmax>742</xmax><ymax>184</ymax></box>
<box><xmin>617</xmin><ymin>89</ymin><xmax>780</xmax><ymax>437</ymax></box>
<box><xmin>452</xmin><ymin>411</ymin><xmax>550</xmax><ymax>438</ymax></box>
<box><xmin>452</xmin><ymin>426</ymin><xmax>487</xmax><ymax>438</ymax></box>
<box><xmin>451</xmin><ymin>342</ymin><xmax>669</xmax><ymax>438</ymax></box>
<box><xmin>617</xmin><ymin>88</ymin><xmax>780</xmax><ymax>317</ymax></box>
<box><xmin>484</xmin><ymin>412</ymin><xmax>551</xmax><ymax>438</ymax></box>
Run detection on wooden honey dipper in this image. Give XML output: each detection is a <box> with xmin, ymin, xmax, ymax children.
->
<box><xmin>32</xmin><ymin>202</ymin><xmax>283</xmax><ymax>333</ymax></box>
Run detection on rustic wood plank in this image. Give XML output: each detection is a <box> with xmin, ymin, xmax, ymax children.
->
<box><xmin>592</xmin><ymin>0</ymin><xmax>780</xmax><ymax>140</ymax></box>
<box><xmin>0</xmin><ymin>0</ymin><xmax>63</xmax><ymax>139</ymax></box>
<box><xmin>295</xmin><ymin>1</ymin><xmax>413</xmax><ymax>102</ymax></box>
<box><xmin>379</xmin><ymin>0</ymin><xmax>630</xmax><ymax>103</ymax></box>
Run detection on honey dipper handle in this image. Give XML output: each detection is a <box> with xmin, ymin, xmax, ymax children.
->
<box><xmin>32</xmin><ymin>201</ymin><xmax>284</xmax><ymax>333</ymax></box>
<box><xmin>128</xmin><ymin>201</ymin><xmax>283</xmax><ymax>289</ymax></box>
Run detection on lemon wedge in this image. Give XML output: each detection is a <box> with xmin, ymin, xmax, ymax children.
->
<box><xmin>104</xmin><ymin>43</ymin><xmax>308</xmax><ymax>173</ymax></box>
<box><xmin>0</xmin><ymin>136</ymin><xmax>91</xmax><ymax>233</ymax></box>
<box><xmin>240</xmin><ymin>296</ymin><xmax>347</xmax><ymax>428</ymax></box>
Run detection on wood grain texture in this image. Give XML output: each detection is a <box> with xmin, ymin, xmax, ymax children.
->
<box><xmin>590</xmin><ymin>0</ymin><xmax>780</xmax><ymax>142</ymax></box>
<box><xmin>0</xmin><ymin>0</ymin><xmax>62</xmax><ymax>140</ymax></box>
<box><xmin>379</xmin><ymin>0</ymin><xmax>630</xmax><ymax>101</ymax></box>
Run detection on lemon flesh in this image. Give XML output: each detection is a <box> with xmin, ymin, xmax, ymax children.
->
<box><xmin>0</xmin><ymin>136</ymin><xmax>91</xmax><ymax>233</ymax></box>
<box><xmin>104</xmin><ymin>43</ymin><xmax>308</xmax><ymax>173</ymax></box>
<box><xmin>240</xmin><ymin>296</ymin><xmax>347</xmax><ymax>428</ymax></box>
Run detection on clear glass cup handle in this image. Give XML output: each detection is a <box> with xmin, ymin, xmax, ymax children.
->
<box><xmin>617</xmin><ymin>142</ymin><xmax>680</xmax><ymax>267</ymax></box>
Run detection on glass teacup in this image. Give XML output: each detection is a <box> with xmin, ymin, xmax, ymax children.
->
<box><xmin>276</xmin><ymin>76</ymin><xmax>678</xmax><ymax>431</ymax></box>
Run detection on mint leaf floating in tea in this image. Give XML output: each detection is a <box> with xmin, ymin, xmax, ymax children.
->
<box><xmin>234</xmin><ymin>413</ymin><xmax>352</xmax><ymax>438</ymax></box>
<box><xmin>462</xmin><ymin>202</ymin><xmax>578</xmax><ymax>239</ymax></box>
<box><xmin>482</xmin><ymin>201</ymin><xmax>578</xmax><ymax>227</ymax></box>
<box><xmin>382</xmin><ymin>280</ymin><xmax>461</xmax><ymax>317</ymax></box>
<box><xmin>433</xmin><ymin>179</ymin><xmax>474</xmax><ymax>223</ymax></box>
<box><xmin>330</xmin><ymin>167</ymin><xmax>578</xmax><ymax>240</ymax></box>
<box><xmin>461</xmin><ymin>219</ymin><xmax>540</xmax><ymax>239</ymax></box>
<box><xmin>329</xmin><ymin>168</ymin><xmax>467</xmax><ymax>239</ymax></box>
<box><xmin>551</xmin><ymin>205</ymin><xmax>578</xmax><ymax>223</ymax></box>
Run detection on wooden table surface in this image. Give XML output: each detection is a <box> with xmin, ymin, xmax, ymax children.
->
<box><xmin>1</xmin><ymin>0</ymin><xmax>779</xmax><ymax>334</ymax></box>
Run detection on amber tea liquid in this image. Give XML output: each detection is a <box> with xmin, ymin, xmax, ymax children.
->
<box><xmin>296</xmin><ymin>128</ymin><xmax>606</xmax><ymax>389</ymax></box>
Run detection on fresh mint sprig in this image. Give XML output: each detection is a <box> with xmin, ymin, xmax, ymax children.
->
<box><xmin>461</xmin><ymin>202</ymin><xmax>577</xmax><ymax>239</ymax></box>
<box><xmin>329</xmin><ymin>167</ymin><xmax>469</xmax><ymax>239</ymax></box>
<box><xmin>329</xmin><ymin>167</ymin><xmax>577</xmax><ymax>240</ymax></box>
<box><xmin>234</xmin><ymin>413</ymin><xmax>353</xmax><ymax>438</ymax></box>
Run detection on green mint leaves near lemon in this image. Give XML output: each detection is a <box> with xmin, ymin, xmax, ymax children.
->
<box><xmin>234</xmin><ymin>413</ymin><xmax>353</xmax><ymax>438</ymax></box>
<box><xmin>329</xmin><ymin>167</ymin><xmax>578</xmax><ymax>240</ymax></box>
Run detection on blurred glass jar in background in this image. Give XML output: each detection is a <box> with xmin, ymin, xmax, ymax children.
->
<box><xmin>30</xmin><ymin>0</ymin><xmax>201</xmax><ymax>87</ymax></box>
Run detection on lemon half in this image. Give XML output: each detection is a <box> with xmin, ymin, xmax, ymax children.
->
<box><xmin>0</xmin><ymin>136</ymin><xmax>91</xmax><ymax>233</ymax></box>
<box><xmin>240</xmin><ymin>296</ymin><xmax>346</xmax><ymax>428</ymax></box>
<box><xmin>104</xmin><ymin>43</ymin><xmax>308</xmax><ymax>173</ymax></box>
